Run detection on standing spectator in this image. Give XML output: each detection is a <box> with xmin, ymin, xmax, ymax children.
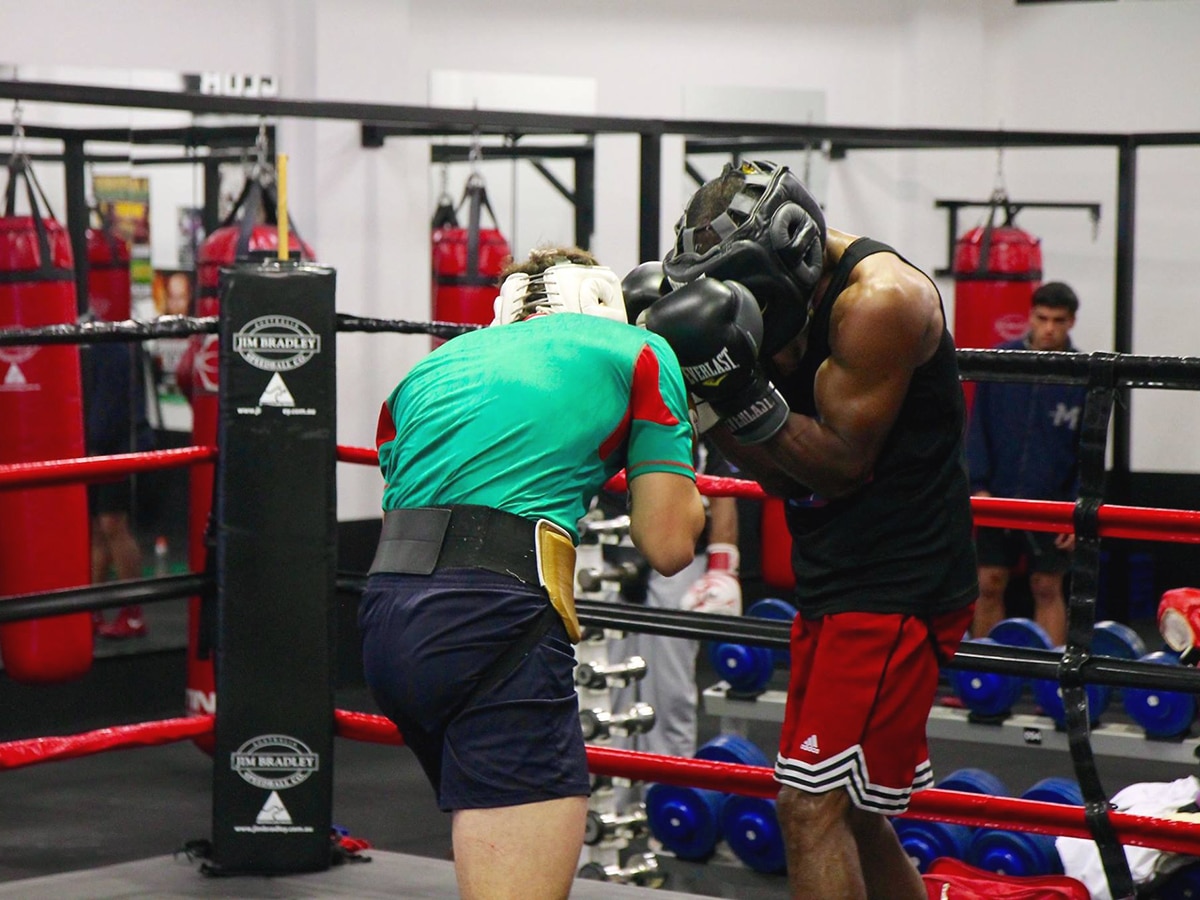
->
<box><xmin>87</xmin><ymin>342</ymin><xmax>154</xmax><ymax>638</ymax></box>
<box><xmin>966</xmin><ymin>281</ymin><xmax>1087</xmax><ymax>646</ymax></box>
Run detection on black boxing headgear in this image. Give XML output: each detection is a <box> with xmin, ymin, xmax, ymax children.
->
<box><xmin>663</xmin><ymin>160</ymin><xmax>826</xmax><ymax>357</ymax></box>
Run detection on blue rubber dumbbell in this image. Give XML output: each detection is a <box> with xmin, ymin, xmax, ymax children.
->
<box><xmin>645</xmin><ymin>734</ymin><xmax>770</xmax><ymax>861</ymax></box>
<box><xmin>950</xmin><ymin>637</ymin><xmax>1025</xmax><ymax>718</ymax></box>
<box><xmin>698</xmin><ymin>735</ymin><xmax>785</xmax><ymax>875</ymax></box>
<box><xmin>1031</xmin><ymin>647</ymin><xmax>1114</xmax><ymax>727</ymax></box>
<box><xmin>894</xmin><ymin>768</ymin><xmax>1007</xmax><ymax>873</ymax></box>
<box><xmin>644</xmin><ymin>783</ymin><xmax>725</xmax><ymax>861</ymax></box>
<box><xmin>1123</xmin><ymin>650</ymin><xmax>1198</xmax><ymax>739</ymax></box>
<box><xmin>746</xmin><ymin>598</ymin><xmax>798</xmax><ymax>669</ymax></box>
<box><xmin>720</xmin><ymin>795</ymin><xmax>786</xmax><ymax>874</ymax></box>
<box><xmin>965</xmin><ymin>777</ymin><xmax>1080</xmax><ymax>877</ymax></box>
<box><xmin>708</xmin><ymin>640</ymin><xmax>775</xmax><ymax>695</ymax></box>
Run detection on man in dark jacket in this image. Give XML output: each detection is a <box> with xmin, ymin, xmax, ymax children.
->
<box><xmin>966</xmin><ymin>281</ymin><xmax>1087</xmax><ymax>645</ymax></box>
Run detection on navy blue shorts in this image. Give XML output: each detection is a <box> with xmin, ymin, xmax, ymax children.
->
<box><xmin>975</xmin><ymin>526</ymin><xmax>1071</xmax><ymax>574</ymax></box>
<box><xmin>89</xmin><ymin>478</ymin><xmax>132</xmax><ymax>517</ymax></box>
<box><xmin>359</xmin><ymin>568</ymin><xmax>589</xmax><ymax>812</ymax></box>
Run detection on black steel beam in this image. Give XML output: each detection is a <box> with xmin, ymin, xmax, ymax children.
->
<box><xmin>3</xmin><ymin>79</ymin><xmax>1176</xmax><ymax>148</ymax></box>
<box><xmin>62</xmin><ymin>137</ymin><xmax>90</xmax><ymax>317</ymax></box>
<box><xmin>428</xmin><ymin>143</ymin><xmax>594</xmax><ymax>162</ymax></box>
<box><xmin>574</xmin><ymin>151</ymin><xmax>594</xmax><ymax>251</ymax></box>
<box><xmin>1</xmin><ymin>120</ymin><xmax>266</xmax><ymax>149</ymax></box>
<box><xmin>638</xmin><ymin>132</ymin><xmax>661</xmax><ymax>262</ymax></box>
<box><xmin>1111</xmin><ymin>139</ymin><xmax>1138</xmax><ymax>499</ymax></box>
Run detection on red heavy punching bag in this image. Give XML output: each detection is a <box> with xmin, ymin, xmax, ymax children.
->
<box><xmin>86</xmin><ymin>217</ymin><xmax>132</xmax><ymax>322</ymax></box>
<box><xmin>0</xmin><ymin>157</ymin><xmax>94</xmax><ymax>683</ymax></box>
<box><xmin>952</xmin><ymin>196</ymin><xmax>1043</xmax><ymax>409</ymax></box>
<box><xmin>430</xmin><ymin>174</ymin><xmax>510</xmax><ymax>349</ymax></box>
<box><xmin>177</xmin><ymin>175</ymin><xmax>314</xmax><ymax>733</ymax></box>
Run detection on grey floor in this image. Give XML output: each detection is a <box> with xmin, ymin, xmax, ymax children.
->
<box><xmin>0</xmin><ymin>850</ymin><xmax>720</xmax><ymax>900</ymax></box>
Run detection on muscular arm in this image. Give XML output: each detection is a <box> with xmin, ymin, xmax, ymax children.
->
<box><xmin>707</xmin><ymin>428</ymin><xmax>810</xmax><ymax>497</ymax></box>
<box><xmin>730</xmin><ymin>262</ymin><xmax>943</xmax><ymax>499</ymax></box>
<box><xmin>628</xmin><ymin>471</ymin><xmax>706</xmax><ymax>576</ymax></box>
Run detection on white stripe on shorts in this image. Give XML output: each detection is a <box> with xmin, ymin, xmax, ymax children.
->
<box><xmin>774</xmin><ymin>746</ymin><xmax>933</xmax><ymax>815</ymax></box>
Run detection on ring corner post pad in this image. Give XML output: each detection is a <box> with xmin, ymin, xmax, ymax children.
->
<box><xmin>210</xmin><ymin>260</ymin><xmax>338</xmax><ymax>875</ymax></box>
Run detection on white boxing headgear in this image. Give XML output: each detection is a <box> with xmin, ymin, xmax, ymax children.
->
<box><xmin>492</xmin><ymin>262</ymin><xmax>628</xmax><ymax>325</ymax></box>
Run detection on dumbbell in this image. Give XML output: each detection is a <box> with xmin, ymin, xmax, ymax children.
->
<box><xmin>578</xmin><ymin>515</ymin><xmax>631</xmax><ymax>540</ymax></box>
<box><xmin>965</xmin><ymin>777</ymin><xmax>1081</xmax><ymax>877</ymax></box>
<box><xmin>1089</xmin><ymin>619</ymin><xmax>1147</xmax><ymax>708</ymax></box>
<box><xmin>583</xmin><ymin>803</ymin><xmax>649</xmax><ymax>846</ymax></box>
<box><xmin>950</xmin><ymin>637</ymin><xmax>1025</xmax><ymax>718</ymax></box>
<box><xmin>746</xmin><ymin>598</ymin><xmax>797</xmax><ymax>668</ymax></box>
<box><xmin>961</xmin><ymin>617</ymin><xmax>1056</xmax><ymax>716</ymax></box>
<box><xmin>577</xmin><ymin>852</ymin><xmax>665</xmax><ymax>887</ymax></box>
<box><xmin>989</xmin><ymin>617</ymin><xmax>1054</xmax><ymax>663</ymax></box>
<box><xmin>575</xmin><ymin>656</ymin><xmax>648</xmax><ymax>690</ymax></box>
<box><xmin>708</xmin><ymin>641</ymin><xmax>775</xmax><ymax>696</ymax></box>
<box><xmin>894</xmin><ymin>768</ymin><xmax>1008</xmax><ymax>873</ymax></box>
<box><xmin>720</xmin><ymin>795</ymin><xmax>786</xmax><ymax>874</ymax></box>
<box><xmin>579</xmin><ymin>702</ymin><xmax>656</xmax><ymax>741</ymax></box>
<box><xmin>1092</xmin><ymin>620</ymin><xmax>1147</xmax><ymax>662</ymax></box>
<box><xmin>1031</xmin><ymin>647</ymin><xmax>1113</xmax><ymax>727</ymax></box>
<box><xmin>1122</xmin><ymin>650</ymin><xmax>1198</xmax><ymax>739</ymax></box>
<box><xmin>577</xmin><ymin>561</ymin><xmax>642</xmax><ymax>592</ymax></box>
<box><xmin>644</xmin><ymin>733</ymin><xmax>768</xmax><ymax>862</ymax></box>
<box><xmin>708</xmin><ymin>598</ymin><xmax>798</xmax><ymax>696</ymax></box>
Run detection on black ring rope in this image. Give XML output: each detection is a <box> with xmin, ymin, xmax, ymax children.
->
<box><xmin>0</xmin><ymin>312</ymin><xmax>481</xmax><ymax>346</ymax></box>
<box><xmin>0</xmin><ymin>573</ymin><xmax>211</xmax><ymax>624</ymax></box>
<box><xmin>5</xmin><ymin>319</ymin><xmax>1200</xmax><ymax>395</ymax></box>
<box><xmin>5</xmin><ymin>574</ymin><xmax>1200</xmax><ymax>697</ymax></box>
<box><xmin>958</xmin><ymin>347</ymin><xmax>1200</xmax><ymax>391</ymax></box>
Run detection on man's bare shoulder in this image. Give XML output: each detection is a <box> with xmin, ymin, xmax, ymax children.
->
<box><xmin>831</xmin><ymin>252</ymin><xmax>942</xmax><ymax>365</ymax></box>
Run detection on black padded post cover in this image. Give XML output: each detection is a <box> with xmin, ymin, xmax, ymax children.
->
<box><xmin>210</xmin><ymin>260</ymin><xmax>337</xmax><ymax>874</ymax></box>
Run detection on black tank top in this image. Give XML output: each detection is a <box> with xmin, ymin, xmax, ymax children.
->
<box><xmin>773</xmin><ymin>238</ymin><xmax>978</xmax><ymax>617</ymax></box>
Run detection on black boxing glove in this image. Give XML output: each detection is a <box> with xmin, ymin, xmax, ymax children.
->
<box><xmin>621</xmin><ymin>261</ymin><xmax>672</xmax><ymax>326</ymax></box>
<box><xmin>645</xmin><ymin>278</ymin><xmax>790</xmax><ymax>444</ymax></box>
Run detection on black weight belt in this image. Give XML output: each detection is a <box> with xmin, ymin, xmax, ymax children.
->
<box><xmin>369</xmin><ymin>504</ymin><xmax>539</xmax><ymax>584</ymax></box>
<box><xmin>368</xmin><ymin>504</ymin><xmax>558</xmax><ymax>715</ymax></box>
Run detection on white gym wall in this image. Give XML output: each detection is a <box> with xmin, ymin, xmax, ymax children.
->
<box><xmin>1</xmin><ymin>0</ymin><xmax>1198</xmax><ymax>518</ymax></box>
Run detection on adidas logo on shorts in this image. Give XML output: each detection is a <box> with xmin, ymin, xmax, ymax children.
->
<box><xmin>801</xmin><ymin>734</ymin><xmax>820</xmax><ymax>755</ymax></box>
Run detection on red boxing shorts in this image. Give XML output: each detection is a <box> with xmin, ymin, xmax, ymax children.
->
<box><xmin>775</xmin><ymin>605</ymin><xmax>974</xmax><ymax>815</ymax></box>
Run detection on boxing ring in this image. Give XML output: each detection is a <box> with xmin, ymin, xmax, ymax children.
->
<box><xmin>2</xmin><ymin>75</ymin><xmax>1200</xmax><ymax>899</ymax></box>
<box><xmin>3</xmin><ymin>279</ymin><xmax>1200</xmax><ymax>900</ymax></box>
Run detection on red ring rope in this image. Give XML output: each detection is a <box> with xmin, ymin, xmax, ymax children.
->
<box><xmin>339</xmin><ymin>444</ymin><xmax>1200</xmax><ymax>544</ymax></box>
<box><xmin>4</xmin><ymin>709</ymin><xmax>1200</xmax><ymax>857</ymax></box>
<box><xmin>0</xmin><ymin>446</ymin><xmax>217</xmax><ymax>490</ymax></box>
<box><xmin>3</xmin><ymin>444</ymin><xmax>1197</xmax><ymax>543</ymax></box>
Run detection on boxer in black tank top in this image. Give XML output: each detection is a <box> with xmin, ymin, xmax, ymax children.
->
<box><xmin>646</xmin><ymin>160</ymin><xmax>978</xmax><ymax>900</ymax></box>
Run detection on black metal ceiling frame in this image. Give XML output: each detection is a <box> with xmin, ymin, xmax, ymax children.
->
<box><xmin>2</xmin><ymin>117</ymin><xmax>273</xmax><ymax>309</ymax></box>
<box><xmin>427</xmin><ymin>140</ymin><xmax>595</xmax><ymax>251</ymax></box>
<box><xmin>3</xmin><ymin>78</ymin><xmax>1200</xmax><ymax>492</ymax></box>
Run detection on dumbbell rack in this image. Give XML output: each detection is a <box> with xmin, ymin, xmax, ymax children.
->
<box><xmin>573</xmin><ymin>513</ymin><xmax>661</xmax><ymax>888</ymax></box>
<box><xmin>702</xmin><ymin>683</ymin><xmax>1200</xmax><ymax>764</ymax></box>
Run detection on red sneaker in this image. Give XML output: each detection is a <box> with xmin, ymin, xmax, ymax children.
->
<box><xmin>97</xmin><ymin>606</ymin><xmax>148</xmax><ymax>639</ymax></box>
